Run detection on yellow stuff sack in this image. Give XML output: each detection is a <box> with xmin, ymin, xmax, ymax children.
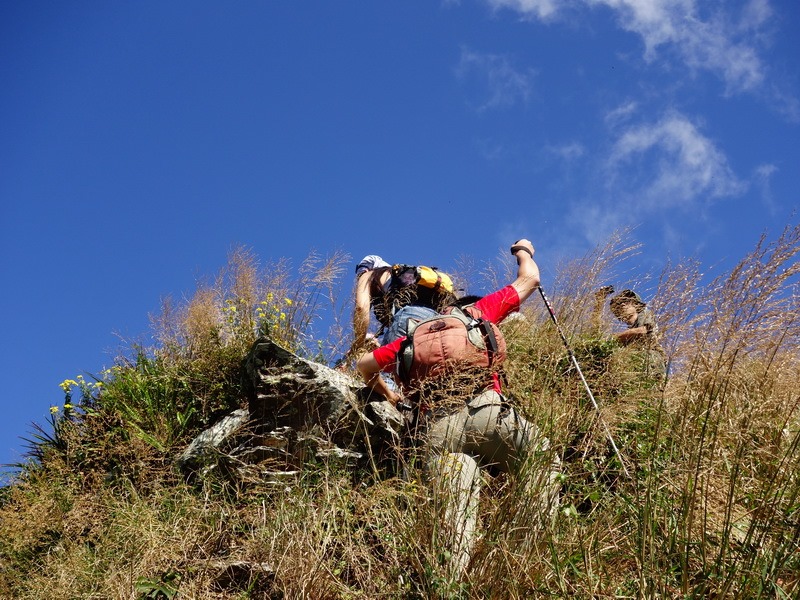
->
<box><xmin>386</xmin><ymin>264</ymin><xmax>456</xmax><ymax>315</ymax></box>
<box><xmin>415</xmin><ymin>265</ymin><xmax>454</xmax><ymax>293</ymax></box>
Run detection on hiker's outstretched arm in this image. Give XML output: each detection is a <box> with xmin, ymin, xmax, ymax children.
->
<box><xmin>343</xmin><ymin>271</ymin><xmax>373</xmax><ymax>363</ymax></box>
<box><xmin>353</xmin><ymin>271</ymin><xmax>372</xmax><ymax>345</ymax></box>
<box><xmin>357</xmin><ymin>352</ymin><xmax>401</xmax><ymax>405</ymax></box>
<box><xmin>510</xmin><ymin>239</ymin><xmax>540</xmax><ymax>304</ymax></box>
<box><xmin>615</xmin><ymin>326</ymin><xmax>648</xmax><ymax>345</ymax></box>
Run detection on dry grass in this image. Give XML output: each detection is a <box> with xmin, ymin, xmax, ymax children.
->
<box><xmin>151</xmin><ymin>245</ymin><xmax>350</xmax><ymax>361</ymax></box>
<box><xmin>2</xmin><ymin>228</ymin><xmax>799</xmax><ymax>599</ymax></box>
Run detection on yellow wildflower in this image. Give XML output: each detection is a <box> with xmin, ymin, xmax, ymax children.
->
<box><xmin>50</xmin><ymin>406</ymin><xmax>59</xmax><ymax>414</ymax></box>
<box><xmin>285</xmin><ymin>298</ymin><xmax>293</xmax><ymax>306</ymax></box>
<box><xmin>279</xmin><ymin>312</ymin><xmax>286</xmax><ymax>321</ymax></box>
<box><xmin>59</xmin><ymin>379</ymin><xmax>78</xmax><ymax>392</ymax></box>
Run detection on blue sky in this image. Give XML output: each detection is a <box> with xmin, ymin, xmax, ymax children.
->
<box><xmin>1</xmin><ymin>1</ymin><xmax>798</xmax><ymax>473</ymax></box>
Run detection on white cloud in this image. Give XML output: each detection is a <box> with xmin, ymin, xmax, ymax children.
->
<box><xmin>768</xmin><ymin>83</ymin><xmax>800</xmax><ymax>123</ymax></box>
<box><xmin>605</xmin><ymin>101</ymin><xmax>639</xmax><ymax>126</ymax></box>
<box><xmin>739</xmin><ymin>0</ymin><xmax>773</xmax><ymax>31</ymax></box>
<box><xmin>590</xmin><ymin>0</ymin><xmax>769</xmax><ymax>92</ymax></box>
<box><xmin>473</xmin><ymin>138</ymin><xmax>507</xmax><ymax>160</ymax></box>
<box><xmin>456</xmin><ymin>47</ymin><xmax>536</xmax><ymax>111</ymax></box>
<box><xmin>755</xmin><ymin>162</ymin><xmax>777</xmax><ymax>179</ymax></box>
<box><xmin>485</xmin><ymin>0</ymin><xmax>563</xmax><ymax>20</ymax></box>
<box><xmin>589</xmin><ymin>0</ymin><xmax>689</xmax><ymax>58</ymax></box>
<box><xmin>547</xmin><ymin>141</ymin><xmax>585</xmax><ymax>161</ymax></box>
<box><xmin>606</xmin><ymin>111</ymin><xmax>746</xmax><ymax>209</ymax></box>
<box><xmin>568</xmin><ymin>110</ymin><xmax>746</xmax><ymax>244</ymax></box>
<box><xmin>754</xmin><ymin>163</ymin><xmax>778</xmax><ymax>213</ymax></box>
<box><xmin>481</xmin><ymin>0</ymin><xmax>771</xmax><ymax>94</ymax></box>
<box><xmin>570</xmin><ymin>202</ymin><xmax>626</xmax><ymax>245</ymax></box>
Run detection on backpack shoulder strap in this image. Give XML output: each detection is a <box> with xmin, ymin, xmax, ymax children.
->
<box><xmin>442</xmin><ymin>305</ymin><xmax>473</xmax><ymax>324</ymax></box>
<box><xmin>455</xmin><ymin>304</ymin><xmax>501</xmax><ymax>366</ymax></box>
<box><xmin>396</xmin><ymin>335</ymin><xmax>415</xmax><ymax>386</ymax></box>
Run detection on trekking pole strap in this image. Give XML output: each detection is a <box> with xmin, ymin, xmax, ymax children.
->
<box><xmin>510</xmin><ymin>245</ymin><xmax>534</xmax><ymax>258</ymax></box>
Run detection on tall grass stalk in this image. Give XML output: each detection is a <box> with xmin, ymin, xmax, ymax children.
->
<box><xmin>2</xmin><ymin>229</ymin><xmax>798</xmax><ymax>598</ymax></box>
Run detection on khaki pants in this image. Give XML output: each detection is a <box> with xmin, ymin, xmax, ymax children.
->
<box><xmin>423</xmin><ymin>390</ymin><xmax>560</xmax><ymax>577</ymax></box>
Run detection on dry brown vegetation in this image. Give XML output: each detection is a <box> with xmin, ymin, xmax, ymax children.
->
<box><xmin>1</xmin><ymin>231</ymin><xmax>798</xmax><ymax>599</ymax></box>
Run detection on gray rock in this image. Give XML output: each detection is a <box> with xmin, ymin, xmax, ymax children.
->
<box><xmin>177</xmin><ymin>337</ymin><xmax>406</xmax><ymax>482</ymax></box>
<box><xmin>175</xmin><ymin>408</ymin><xmax>250</xmax><ymax>474</ymax></box>
<box><xmin>243</xmin><ymin>337</ymin><xmax>406</xmax><ymax>452</ymax></box>
<box><xmin>243</xmin><ymin>337</ymin><xmax>363</xmax><ymax>436</ymax></box>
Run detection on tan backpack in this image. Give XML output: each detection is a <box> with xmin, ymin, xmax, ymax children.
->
<box><xmin>395</xmin><ymin>304</ymin><xmax>506</xmax><ymax>388</ymax></box>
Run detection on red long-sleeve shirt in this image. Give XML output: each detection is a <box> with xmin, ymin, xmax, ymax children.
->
<box><xmin>372</xmin><ymin>285</ymin><xmax>521</xmax><ymax>392</ymax></box>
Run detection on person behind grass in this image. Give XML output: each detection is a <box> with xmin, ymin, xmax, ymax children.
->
<box><xmin>344</xmin><ymin>254</ymin><xmax>454</xmax><ymax>363</ymax></box>
<box><xmin>609</xmin><ymin>289</ymin><xmax>667</xmax><ymax>380</ymax></box>
<box><xmin>356</xmin><ymin>239</ymin><xmax>560</xmax><ymax>579</ymax></box>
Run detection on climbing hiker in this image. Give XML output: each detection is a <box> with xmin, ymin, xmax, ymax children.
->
<box><xmin>344</xmin><ymin>254</ymin><xmax>456</xmax><ymax>363</ymax></box>
<box><xmin>356</xmin><ymin>239</ymin><xmax>560</xmax><ymax>578</ymax></box>
<box><xmin>609</xmin><ymin>289</ymin><xmax>667</xmax><ymax>380</ymax></box>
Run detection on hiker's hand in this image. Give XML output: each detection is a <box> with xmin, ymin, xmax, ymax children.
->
<box><xmin>386</xmin><ymin>390</ymin><xmax>402</xmax><ymax>406</ymax></box>
<box><xmin>595</xmin><ymin>285</ymin><xmax>614</xmax><ymax>299</ymax></box>
<box><xmin>364</xmin><ymin>333</ymin><xmax>380</xmax><ymax>351</ymax></box>
<box><xmin>510</xmin><ymin>239</ymin><xmax>535</xmax><ymax>259</ymax></box>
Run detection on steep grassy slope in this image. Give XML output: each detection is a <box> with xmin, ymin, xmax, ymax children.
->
<box><xmin>2</xmin><ymin>232</ymin><xmax>798</xmax><ymax>599</ymax></box>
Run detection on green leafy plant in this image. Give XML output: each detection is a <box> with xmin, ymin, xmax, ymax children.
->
<box><xmin>135</xmin><ymin>571</ymin><xmax>181</xmax><ymax>599</ymax></box>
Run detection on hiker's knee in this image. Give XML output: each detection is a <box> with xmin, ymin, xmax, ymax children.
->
<box><xmin>427</xmin><ymin>452</ymin><xmax>481</xmax><ymax>496</ymax></box>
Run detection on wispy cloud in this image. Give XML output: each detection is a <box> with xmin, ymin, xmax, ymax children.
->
<box><xmin>456</xmin><ymin>47</ymin><xmax>536</xmax><ymax>112</ymax></box>
<box><xmin>604</xmin><ymin>100</ymin><xmax>639</xmax><ymax>126</ymax></box>
<box><xmin>473</xmin><ymin>137</ymin><xmax>507</xmax><ymax>161</ymax></box>
<box><xmin>483</xmin><ymin>0</ymin><xmax>772</xmax><ymax>94</ymax></box>
<box><xmin>768</xmin><ymin>83</ymin><xmax>800</xmax><ymax>123</ymax></box>
<box><xmin>570</xmin><ymin>110</ymin><xmax>746</xmax><ymax>244</ymax></box>
<box><xmin>606</xmin><ymin>111</ymin><xmax>746</xmax><ymax>209</ymax></box>
<box><xmin>547</xmin><ymin>141</ymin><xmax>585</xmax><ymax>161</ymax></box>
<box><xmin>484</xmin><ymin>0</ymin><xmax>561</xmax><ymax>21</ymax></box>
<box><xmin>569</xmin><ymin>203</ymin><xmax>627</xmax><ymax>245</ymax></box>
<box><xmin>599</xmin><ymin>0</ymin><xmax>766</xmax><ymax>94</ymax></box>
<box><xmin>754</xmin><ymin>163</ymin><xmax>778</xmax><ymax>213</ymax></box>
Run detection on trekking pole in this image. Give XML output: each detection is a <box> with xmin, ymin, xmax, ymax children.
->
<box><xmin>537</xmin><ymin>286</ymin><xmax>631</xmax><ymax>478</ymax></box>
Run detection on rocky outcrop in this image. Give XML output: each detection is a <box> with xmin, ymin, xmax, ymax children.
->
<box><xmin>176</xmin><ymin>337</ymin><xmax>406</xmax><ymax>482</ymax></box>
<box><xmin>243</xmin><ymin>337</ymin><xmax>363</xmax><ymax>438</ymax></box>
